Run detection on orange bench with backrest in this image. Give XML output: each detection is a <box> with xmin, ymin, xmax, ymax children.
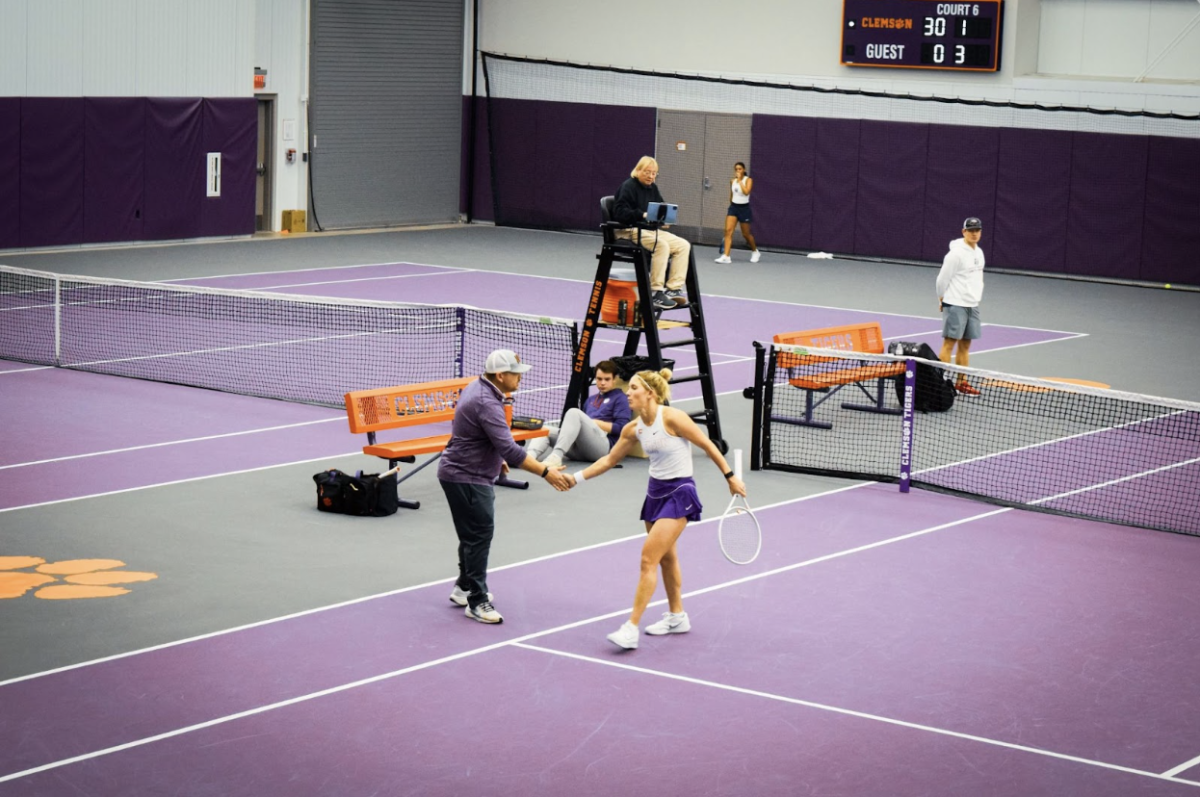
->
<box><xmin>344</xmin><ymin>377</ymin><xmax>549</xmax><ymax>509</ymax></box>
<box><xmin>772</xmin><ymin>322</ymin><xmax>905</xmax><ymax>429</ymax></box>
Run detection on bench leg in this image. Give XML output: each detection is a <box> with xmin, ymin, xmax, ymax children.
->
<box><xmin>495</xmin><ymin>474</ymin><xmax>530</xmax><ymax>490</ymax></box>
<box><xmin>390</xmin><ymin>454</ymin><xmax>442</xmax><ymax>510</ymax></box>
<box><xmin>841</xmin><ymin>378</ymin><xmax>902</xmax><ymax>416</ymax></box>
<box><xmin>770</xmin><ymin>388</ymin><xmax>834</xmax><ymax>429</ymax></box>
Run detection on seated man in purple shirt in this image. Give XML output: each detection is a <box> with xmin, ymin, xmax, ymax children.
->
<box><xmin>528</xmin><ymin>360</ymin><xmax>632</xmax><ymax>468</ymax></box>
<box><xmin>437</xmin><ymin>349</ymin><xmax>572</xmax><ymax>624</ymax></box>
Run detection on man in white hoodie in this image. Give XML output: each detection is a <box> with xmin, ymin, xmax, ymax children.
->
<box><xmin>936</xmin><ymin>217</ymin><xmax>985</xmax><ymax>396</ymax></box>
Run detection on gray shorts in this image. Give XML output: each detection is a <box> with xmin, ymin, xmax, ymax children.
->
<box><xmin>942</xmin><ymin>304</ymin><xmax>981</xmax><ymax>340</ymax></box>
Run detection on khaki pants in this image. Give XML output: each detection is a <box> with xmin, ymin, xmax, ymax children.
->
<box><xmin>615</xmin><ymin>228</ymin><xmax>690</xmax><ymax>292</ymax></box>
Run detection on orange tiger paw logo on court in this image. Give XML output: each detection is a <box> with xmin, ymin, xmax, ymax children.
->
<box><xmin>0</xmin><ymin>556</ymin><xmax>158</xmax><ymax>600</ymax></box>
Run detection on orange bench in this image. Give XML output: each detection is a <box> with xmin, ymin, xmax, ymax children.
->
<box><xmin>344</xmin><ymin>377</ymin><xmax>549</xmax><ymax>510</ymax></box>
<box><xmin>772</xmin><ymin>323</ymin><xmax>905</xmax><ymax>429</ymax></box>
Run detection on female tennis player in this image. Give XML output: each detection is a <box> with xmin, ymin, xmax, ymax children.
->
<box><xmin>714</xmin><ymin>161</ymin><xmax>760</xmax><ymax>264</ymax></box>
<box><xmin>566</xmin><ymin>369</ymin><xmax>746</xmax><ymax>650</ymax></box>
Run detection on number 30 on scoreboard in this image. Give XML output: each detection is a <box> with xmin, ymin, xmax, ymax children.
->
<box><xmin>841</xmin><ymin>0</ymin><xmax>1004</xmax><ymax>73</ymax></box>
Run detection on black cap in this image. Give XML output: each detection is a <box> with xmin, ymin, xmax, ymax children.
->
<box><xmin>963</xmin><ymin>217</ymin><xmax>982</xmax><ymax>230</ymax></box>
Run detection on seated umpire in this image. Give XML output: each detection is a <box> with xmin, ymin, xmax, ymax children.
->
<box><xmin>613</xmin><ymin>156</ymin><xmax>691</xmax><ymax>311</ymax></box>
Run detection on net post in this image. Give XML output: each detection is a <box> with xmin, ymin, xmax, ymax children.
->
<box><xmin>750</xmin><ymin>341</ymin><xmax>766</xmax><ymax>471</ymax></box>
<box><xmin>53</xmin><ymin>276</ymin><xmax>62</xmax><ymax>367</ymax></box>
<box><xmin>454</xmin><ymin>307</ymin><xmax>465</xmax><ymax>377</ymax></box>
<box><xmin>899</xmin><ymin>357</ymin><xmax>915</xmax><ymax>493</ymax></box>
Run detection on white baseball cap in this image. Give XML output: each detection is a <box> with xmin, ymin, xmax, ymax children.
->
<box><xmin>484</xmin><ymin>349</ymin><xmax>532</xmax><ymax>374</ymax></box>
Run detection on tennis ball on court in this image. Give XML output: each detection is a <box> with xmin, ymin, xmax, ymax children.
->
<box><xmin>1165</xmin><ymin>283</ymin><xmax>1171</xmax><ymax>289</ymax></box>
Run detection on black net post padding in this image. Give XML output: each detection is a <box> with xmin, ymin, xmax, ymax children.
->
<box><xmin>749</xmin><ymin>341</ymin><xmax>766</xmax><ymax>472</ymax></box>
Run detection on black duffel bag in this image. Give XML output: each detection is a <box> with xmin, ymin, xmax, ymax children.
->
<box><xmin>611</xmin><ymin>355</ymin><xmax>676</xmax><ymax>381</ymax></box>
<box><xmin>313</xmin><ymin>469</ymin><xmax>399</xmax><ymax>517</ymax></box>
<box><xmin>888</xmin><ymin>341</ymin><xmax>956</xmax><ymax>413</ymax></box>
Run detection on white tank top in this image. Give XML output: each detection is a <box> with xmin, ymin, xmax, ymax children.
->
<box><xmin>636</xmin><ymin>407</ymin><xmax>693</xmax><ymax>479</ymax></box>
<box><xmin>731</xmin><ymin>177</ymin><xmax>750</xmax><ymax>205</ymax></box>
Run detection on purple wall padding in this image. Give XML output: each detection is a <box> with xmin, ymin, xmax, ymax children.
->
<box><xmin>84</xmin><ymin>98</ymin><xmax>145</xmax><ymax>244</ymax></box>
<box><xmin>534</xmin><ymin>101</ymin><xmax>597</xmax><ymax>228</ymax></box>
<box><xmin>1141</xmin><ymin>136</ymin><xmax>1200</xmax><ymax>285</ymax></box>
<box><xmin>750</xmin><ymin>114</ymin><xmax>816</xmax><ymax>251</ymax></box>
<box><xmin>811</xmin><ymin>118</ymin><xmax>861</xmax><ymax>254</ymax></box>
<box><xmin>590</xmin><ymin>104</ymin><xmax>657</xmax><ymax>227</ymax></box>
<box><xmin>475</xmin><ymin>97</ymin><xmax>1198</xmax><ymax>285</ymax></box>
<box><xmin>20</xmin><ymin>98</ymin><xmax>85</xmax><ymax>248</ymax></box>
<box><xmin>855</xmin><ymin>120</ymin><xmax>928</xmax><ymax>260</ymax></box>
<box><xmin>0</xmin><ymin>98</ymin><xmax>19</xmax><ymax>249</ymax></box>
<box><xmin>144</xmin><ymin>98</ymin><xmax>204</xmax><ymax>241</ymax></box>
<box><xmin>485</xmin><ymin>97</ymin><xmax>654</xmax><ymax>230</ymax></box>
<box><xmin>1066</xmin><ymin>132</ymin><xmax>1148</xmax><ymax>280</ymax></box>
<box><xmin>922</xmin><ymin>124</ymin><xmax>1000</xmax><ymax>262</ymax></box>
<box><xmin>488</xmin><ymin>97</ymin><xmax>538</xmax><ymax>225</ymax></box>
<box><xmin>200</xmin><ymin>98</ymin><xmax>256</xmax><ymax>238</ymax></box>
<box><xmin>991</xmin><ymin>128</ymin><xmax>1072</xmax><ymax>274</ymax></box>
<box><xmin>460</xmin><ymin>96</ymin><xmax>493</xmax><ymax>221</ymax></box>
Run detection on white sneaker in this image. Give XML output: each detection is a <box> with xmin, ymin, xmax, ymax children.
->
<box><xmin>644</xmin><ymin>611</ymin><xmax>691</xmax><ymax>635</ymax></box>
<box><xmin>465</xmin><ymin>601</ymin><xmax>503</xmax><ymax>624</ymax></box>
<box><xmin>714</xmin><ymin>254</ymin><xmax>732</xmax><ymax>264</ymax></box>
<box><xmin>606</xmin><ymin>621</ymin><xmax>639</xmax><ymax>649</ymax></box>
<box><xmin>449</xmin><ymin>586</ymin><xmax>493</xmax><ymax>607</ymax></box>
<box><xmin>750</xmin><ymin>250</ymin><xmax>761</xmax><ymax>263</ymax></box>
<box><xmin>542</xmin><ymin>452</ymin><xmax>563</xmax><ymax>469</ymax></box>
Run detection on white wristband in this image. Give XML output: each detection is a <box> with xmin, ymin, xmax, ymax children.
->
<box><xmin>572</xmin><ymin>469</ymin><xmax>588</xmax><ymax>483</ymax></box>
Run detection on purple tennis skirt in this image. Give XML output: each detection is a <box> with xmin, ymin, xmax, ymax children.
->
<box><xmin>640</xmin><ymin>476</ymin><xmax>702</xmax><ymax>523</ymax></box>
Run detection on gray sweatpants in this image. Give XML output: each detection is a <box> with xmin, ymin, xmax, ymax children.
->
<box><xmin>531</xmin><ymin>408</ymin><xmax>611</xmax><ymax>462</ymax></box>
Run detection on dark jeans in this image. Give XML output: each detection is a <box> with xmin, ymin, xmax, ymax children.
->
<box><xmin>439</xmin><ymin>480</ymin><xmax>495</xmax><ymax>609</ymax></box>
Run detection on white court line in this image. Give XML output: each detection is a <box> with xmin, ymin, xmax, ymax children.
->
<box><xmin>1166</xmin><ymin>753</ymin><xmax>1200</xmax><ymax>779</ymax></box>
<box><xmin>161</xmin><ymin>260</ymin><xmax>467</xmax><ymax>283</ymax></box>
<box><xmin>883</xmin><ymin>329</ymin><xmax>1091</xmax><ymax>351</ymax></box>
<box><xmin>0</xmin><ymin>450</ymin><xmax>363</xmax><ymax>515</ymax></box>
<box><xmin>0</xmin><ymin>479</ymin><xmax>875</xmax><ymax>686</ymax></box>
<box><xmin>0</xmin><ymin>500</ymin><xmax>1007</xmax><ymax>785</ymax></box>
<box><xmin>0</xmin><ymin>381</ymin><xmax>765</xmax><ymax>516</ymax></box>
<box><xmin>165</xmin><ymin>258</ymin><xmax>1087</xmax><ymax>340</ymax></box>
<box><xmin>226</xmin><ymin>270</ymin><xmax>477</xmax><ymax>292</ymax></box>
<box><xmin>916</xmin><ymin>409</ymin><xmax>1193</xmax><ymax>479</ymax></box>
<box><xmin>513</xmin><ymin>642</ymin><xmax>1200</xmax><ymax>790</ymax></box>
<box><xmin>1031</xmin><ymin>455</ymin><xmax>1200</xmax><ymax>506</ymax></box>
<box><xmin>0</xmin><ymin>417</ymin><xmax>344</xmax><ymax>471</ymax></box>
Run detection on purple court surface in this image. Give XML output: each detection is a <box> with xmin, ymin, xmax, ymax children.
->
<box><xmin>5</xmin><ymin>263</ymin><xmax>1199</xmax><ymax>795</ymax></box>
<box><xmin>2</xmin><ymin>484</ymin><xmax>1200</xmax><ymax>794</ymax></box>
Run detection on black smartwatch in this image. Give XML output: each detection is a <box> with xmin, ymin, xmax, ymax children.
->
<box><xmin>724</xmin><ymin>470</ymin><xmax>735</xmax><ymax>480</ymax></box>
<box><xmin>541</xmin><ymin>465</ymin><xmax>550</xmax><ymax>478</ymax></box>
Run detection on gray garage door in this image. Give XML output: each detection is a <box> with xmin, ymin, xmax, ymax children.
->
<box><xmin>310</xmin><ymin>0</ymin><xmax>463</xmax><ymax>229</ymax></box>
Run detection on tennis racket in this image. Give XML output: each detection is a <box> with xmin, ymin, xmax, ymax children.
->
<box><xmin>717</xmin><ymin>449</ymin><xmax>761</xmax><ymax>565</ymax></box>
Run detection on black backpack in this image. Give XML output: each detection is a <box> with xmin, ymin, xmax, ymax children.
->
<box><xmin>888</xmin><ymin>342</ymin><xmax>956</xmax><ymax>413</ymax></box>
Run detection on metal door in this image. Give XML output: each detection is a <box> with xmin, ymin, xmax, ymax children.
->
<box><xmin>654</xmin><ymin>110</ymin><xmax>706</xmax><ymax>242</ymax></box>
<box><xmin>655</xmin><ymin>111</ymin><xmax>751</xmax><ymax>246</ymax></box>
<box><xmin>310</xmin><ymin>0</ymin><xmax>463</xmax><ymax>229</ymax></box>
<box><xmin>701</xmin><ymin>114</ymin><xmax>752</xmax><ymax>246</ymax></box>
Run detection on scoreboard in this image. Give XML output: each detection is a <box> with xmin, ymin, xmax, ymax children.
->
<box><xmin>841</xmin><ymin>0</ymin><xmax>1003</xmax><ymax>72</ymax></box>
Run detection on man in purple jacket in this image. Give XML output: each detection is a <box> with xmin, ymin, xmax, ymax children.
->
<box><xmin>438</xmin><ymin>349</ymin><xmax>573</xmax><ymax>624</ymax></box>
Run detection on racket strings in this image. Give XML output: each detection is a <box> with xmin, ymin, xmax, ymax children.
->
<box><xmin>718</xmin><ymin>506</ymin><xmax>761</xmax><ymax>564</ymax></box>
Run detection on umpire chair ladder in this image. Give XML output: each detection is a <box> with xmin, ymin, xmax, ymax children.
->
<box><xmin>562</xmin><ymin>196</ymin><xmax>727</xmax><ymax>453</ymax></box>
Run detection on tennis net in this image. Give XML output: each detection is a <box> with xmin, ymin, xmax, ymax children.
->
<box><xmin>0</xmin><ymin>265</ymin><xmax>577</xmax><ymax>423</ymax></box>
<box><xmin>749</xmin><ymin>342</ymin><xmax>1200</xmax><ymax>536</ymax></box>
